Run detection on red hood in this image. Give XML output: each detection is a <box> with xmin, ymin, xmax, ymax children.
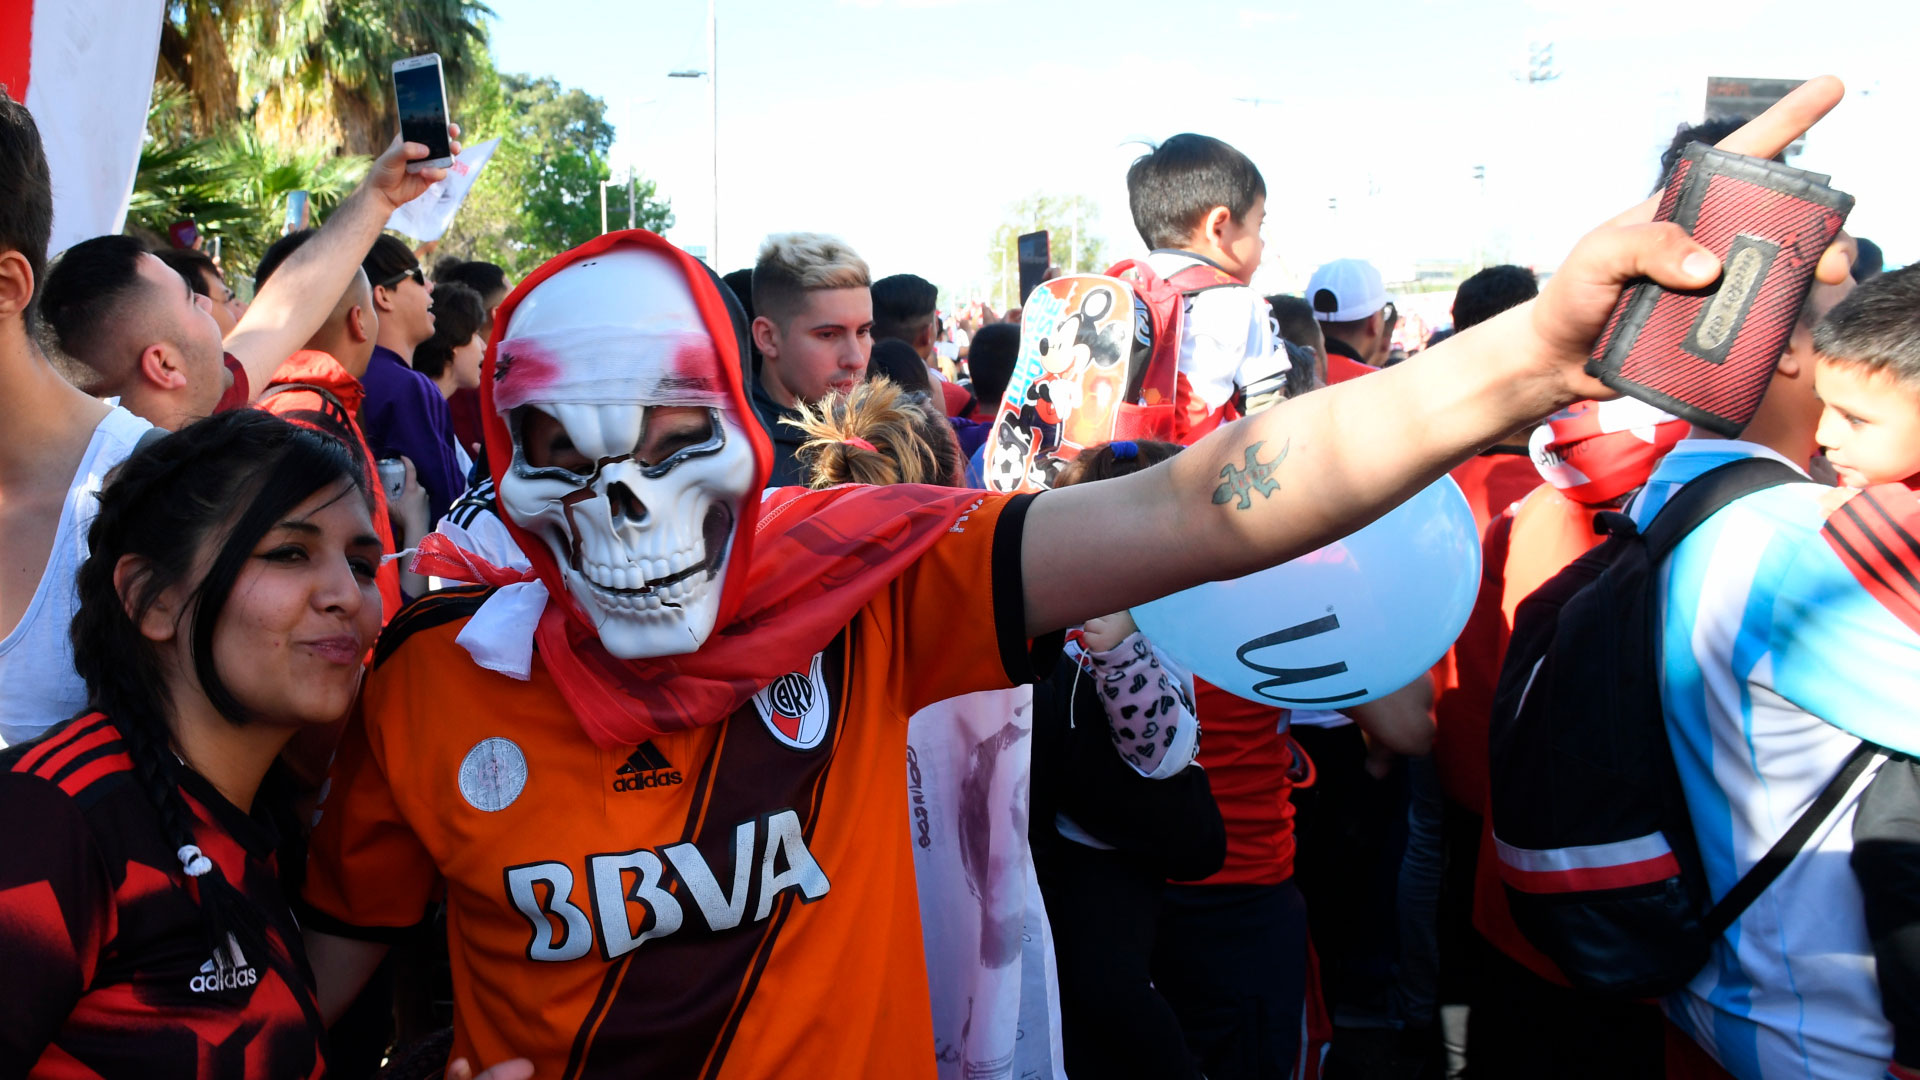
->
<box><xmin>480</xmin><ymin>230</ymin><xmax>772</xmax><ymax>641</ymax></box>
<box><xmin>445</xmin><ymin>230</ymin><xmax>985</xmax><ymax>747</ymax></box>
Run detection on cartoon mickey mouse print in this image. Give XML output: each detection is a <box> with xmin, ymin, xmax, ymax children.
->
<box><xmin>1016</xmin><ymin>287</ymin><xmax>1128</xmax><ymax>476</ymax></box>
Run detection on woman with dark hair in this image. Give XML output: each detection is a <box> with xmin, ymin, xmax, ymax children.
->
<box><xmin>0</xmin><ymin>410</ymin><xmax>379</xmax><ymax>1075</ymax></box>
<box><xmin>0</xmin><ymin>410</ymin><xmax>525</xmax><ymax>1080</ymax></box>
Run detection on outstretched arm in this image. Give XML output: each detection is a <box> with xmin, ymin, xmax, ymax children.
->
<box><xmin>223</xmin><ymin>127</ymin><xmax>460</xmax><ymax>397</ymax></box>
<box><xmin>1021</xmin><ymin>77</ymin><xmax>1852</xmax><ymax>636</ymax></box>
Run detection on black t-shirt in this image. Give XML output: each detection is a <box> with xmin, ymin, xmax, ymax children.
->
<box><xmin>0</xmin><ymin>714</ymin><xmax>325</xmax><ymax>1079</ymax></box>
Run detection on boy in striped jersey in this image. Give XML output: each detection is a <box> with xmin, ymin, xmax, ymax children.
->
<box><xmin>1633</xmin><ymin>242</ymin><xmax>1920</xmax><ymax>1080</ymax></box>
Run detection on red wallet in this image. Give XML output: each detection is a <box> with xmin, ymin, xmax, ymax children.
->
<box><xmin>1587</xmin><ymin>144</ymin><xmax>1852</xmax><ymax>436</ymax></box>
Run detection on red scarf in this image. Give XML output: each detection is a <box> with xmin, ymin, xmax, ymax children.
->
<box><xmin>425</xmin><ymin>231</ymin><xmax>988</xmax><ymax>748</ymax></box>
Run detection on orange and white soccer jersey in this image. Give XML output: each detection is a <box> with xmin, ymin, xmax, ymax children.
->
<box><xmin>302</xmin><ymin>493</ymin><xmax>1048</xmax><ymax>1079</ymax></box>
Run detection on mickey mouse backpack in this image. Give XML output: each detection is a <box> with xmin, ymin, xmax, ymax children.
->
<box><xmin>983</xmin><ymin>256</ymin><xmax>1240</xmax><ymax>494</ymax></box>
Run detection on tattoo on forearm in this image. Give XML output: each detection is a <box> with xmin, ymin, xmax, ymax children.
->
<box><xmin>1213</xmin><ymin>439</ymin><xmax>1289</xmax><ymax>510</ymax></box>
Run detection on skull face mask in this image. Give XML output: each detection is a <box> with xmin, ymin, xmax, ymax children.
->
<box><xmin>492</xmin><ymin>248</ymin><xmax>757</xmax><ymax>659</ymax></box>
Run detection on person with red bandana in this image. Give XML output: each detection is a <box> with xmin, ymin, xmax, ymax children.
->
<box><xmin>1431</xmin><ymin>396</ymin><xmax>1690</xmax><ymax>1077</ymax></box>
<box><xmin>293</xmin><ymin>81</ymin><xmax>1855</xmax><ymax>1079</ymax></box>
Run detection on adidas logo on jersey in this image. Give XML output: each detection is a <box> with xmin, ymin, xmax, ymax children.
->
<box><xmin>613</xmin><ymin>741</ymin><xmax>682</xmax><ymax>792</ymax></box>
<box><xmin>188</xmin><ymin>936</ymin><xmax>259</xmax><ymax>993</ymax></box>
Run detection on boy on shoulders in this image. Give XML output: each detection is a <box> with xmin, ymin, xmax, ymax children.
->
<box><xmin>1126</xmin><ymin>134</ymin><xmax>1289</xmax><ymax>433</ymax></box>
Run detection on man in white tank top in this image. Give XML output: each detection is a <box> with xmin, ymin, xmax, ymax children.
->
<box><xmin>0</xmin><ymin>95</ymin><xmax>460</xmax><ymax>744</ymax></box>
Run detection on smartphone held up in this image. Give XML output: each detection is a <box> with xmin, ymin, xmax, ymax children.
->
<box><xmin>392</xmin><ymin>53</ymin><xmax>455</xmax><ymax>171</ymax></box>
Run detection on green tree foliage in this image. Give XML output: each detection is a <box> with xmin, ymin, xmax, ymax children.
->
<box><xmin>436</xmin><ymin>64</ymin><xmax>672</xmax><ymax>276</ymax></box>
<box><xmin>126</xmin><ymin>84</ymin><xmax>366</xmax><ymax>279</ymax></box>
<box><xmin>158</xmin><ymin>0</ymin><xmax>493</xmax><ymax>155</ymax></box>
<box><xmin>136</xmin><ymin>10</ymin><xmax>672</xmax><ymax>283</ymax></box>
<box><xmin>987</xmin><ymin>194</ymin><xmax>1108</xmax><ymax>308</ymax></box>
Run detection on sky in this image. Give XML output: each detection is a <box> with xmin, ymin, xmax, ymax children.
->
<box><xmin>484</xmin><ymin>0</ymin><xmax>1919</xmax><ymax>303</ymax></box>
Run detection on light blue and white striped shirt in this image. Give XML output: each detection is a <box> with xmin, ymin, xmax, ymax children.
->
<box><xmin>1634</xmin><ymin>439</ymin><xmax>1917</xmax><ymax>1080</ymax></box>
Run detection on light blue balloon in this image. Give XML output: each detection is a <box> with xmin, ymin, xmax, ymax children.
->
<box><xmin>1133</xmin><ymin>476</ymin><xmax>1482</xmax><ymax>709</ymax></box>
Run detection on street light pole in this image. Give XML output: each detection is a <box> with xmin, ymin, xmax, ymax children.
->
<box><xmin>668</xmin><ymin>0</ymin><xmax>719</xmax><ymax>263</ymax></box>
<box><xmin>707</xmin><ymin>0</ymin><xmax>718</xmax><ymax>265</ymax></box>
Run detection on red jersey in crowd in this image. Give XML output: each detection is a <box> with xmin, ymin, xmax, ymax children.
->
<box><xmin>1461</xmin><ymin>484</ymin><xmax>1612</xmax><ymax>983</ymax></box>
<box><xmin>0</xmin><ymin>715</ymin><xmax>326</xmax><ymax>1079</ymax></box>
<box><xmin>1429</xmin><ymin>453</ymin><xmax>1549</xmax><ymax>809</ymax></box>
<box><xmin>1189</xmin><ymin>680</ymin><xmax>1297</xmax><ymax>885</ymax></box>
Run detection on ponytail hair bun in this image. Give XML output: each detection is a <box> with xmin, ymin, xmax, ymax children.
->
<box><xmin>789</xmin><ymin>377</ymin><xmax>963</xmax><ymax>489</ymax></box>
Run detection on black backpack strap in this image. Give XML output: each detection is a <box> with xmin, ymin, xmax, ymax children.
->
<box><xmin>259</xmin><ymin>381</ymin><xmax>366</xmax><ymax>468</ymax></box>
<box><xmin>259</xmin><ymin>380</ymin><xmax>350</xmax><ymax>417</ymax></box>
<box><xmin>1702</xmin><ymin>740</ymin><xmax>1884</xmax><ymax>937</ymax></box>
<box><xmin>1638</xmin><ymin>456</ymin><xmax>1806</xmax><ymax>560</ymax></box>
<box><xmin>1635</xmin><ymin>455</ymin><xmax>1882</xmax><ymax>937</ymax></box>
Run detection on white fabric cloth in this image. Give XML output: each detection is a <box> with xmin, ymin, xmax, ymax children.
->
<box><xmin>907</xmin><ymin>688</ymin><xmax>1066</xmax><ymax>1080</ymax></box>
<box><xmin>385</xmin><ymin>137</ymin><xmax>500</xmax><ymax>243</ymax></box>
<box><xmin>1146</xmin><ymin>250</ymin><xmax>1287</xmax><ymax>413</ymax></box>
<box><xmin>0</xmin><ymin>408</ymin><xmax>151</xmax><ymax>745</ymax></box>
<box><xmin>426</xmin><ymin>516</ymin><xmax>547</xmax><ymax>680</ymax></box>
<box><xmin>15</xmin><ymin>1</ymin><xmax>166</xmax><ymax>256</ymax></box>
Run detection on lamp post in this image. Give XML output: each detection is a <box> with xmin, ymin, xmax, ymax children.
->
<box><xmin>668</xmin><ymin>0</ymin><xmax>718</xmax><ymax>264</ymax></box>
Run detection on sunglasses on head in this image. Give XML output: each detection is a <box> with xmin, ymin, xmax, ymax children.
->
<box><xmin>380</xmin><ymin>266</ymin><xmax>426</xmax><ymax>289</ymax></box>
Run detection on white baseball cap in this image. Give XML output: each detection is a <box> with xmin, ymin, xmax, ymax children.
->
<box><xmin>1307</xmin><ymin>259</ymin><xmax>1390</xmax><ymax>323</ymax></box>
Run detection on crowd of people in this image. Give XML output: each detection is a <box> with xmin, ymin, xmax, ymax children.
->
<box><xmin>0</xmin><ymin>73</ymin><xmax>1913</xmax><ymax>1080</ymax></box>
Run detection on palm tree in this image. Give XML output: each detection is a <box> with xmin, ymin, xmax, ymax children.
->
<box><xmin>155</xmin><ymin>0</ymin><xmax>243</xmax><ymax>137</ymax></box>
<box><xmin>130</xmin><ymin>83</ymin><xmax>368</xmax><ymax>280</ymax></box>
<box><xmin>153</xmin><ymin>0</ymin><xmax>490</xmax><ymax>155</ymax></box>
<box><xmin>237</xmin><ymin>0</ymin><xmax>492</xmax><ymax>155</ymax></box>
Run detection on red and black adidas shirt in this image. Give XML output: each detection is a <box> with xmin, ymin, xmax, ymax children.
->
<box><xmin>0</xmin><ymin>714</ymin><xmax>325</xmax><ymax>1079</ymax></box>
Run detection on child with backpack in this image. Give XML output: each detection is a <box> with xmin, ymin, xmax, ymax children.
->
<box><xmin>1119</xmin><ymin>134</ymin><xmax>1292</xmax><ymax>437</ymax></box>
<box><xmin>1488</xmin><ymin>264</ymin><xmax>1918</xmax><ymax>1080</ymax></box>
<box><xmin>1809</xmin><ymin>264</ymin><xmax>1920</xmax><ymax>1079</ymax></box>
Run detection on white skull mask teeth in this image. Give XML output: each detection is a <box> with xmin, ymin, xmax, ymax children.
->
<box><xmin>487</xmin><ymin>246</ymin><xmax>759</xmax><ymax>661</ymax></box>
<box><xmin>496</xmin><ymin>401</ymin><xmax>757</xmax><ymax>660</ymax></box>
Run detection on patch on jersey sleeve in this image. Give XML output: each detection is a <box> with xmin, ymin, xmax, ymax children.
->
<box><xmin>752</xmin><ymin>652</ymin><xmax>831</xmax><ymax>751</ymax></box>
<box><xmin>1824</xmin><ymin>485</ymin><xmax>1920</xmax><ymax>636</ymax></box>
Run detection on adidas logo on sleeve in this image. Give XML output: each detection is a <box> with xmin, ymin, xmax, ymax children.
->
<box><xmin>612</xmin><ymin>742</ymin><xmax>683</xmax><ymax>792</ymax></box>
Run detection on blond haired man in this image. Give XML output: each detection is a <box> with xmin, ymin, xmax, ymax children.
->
<box><xmin>749</xmin><ymin>232</ymin><xmax>873</xmax><ymax>486</ymax></box>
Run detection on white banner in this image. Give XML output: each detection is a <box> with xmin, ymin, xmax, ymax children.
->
<box><xmin>385</xmin><ymin>137</ymin><xmax>500</xmax><ymax>242</ymax></box>
<box><xmin>4</xmin><ymin>1</ymin><xmax>167</xmax><ymax>256</ymax></box>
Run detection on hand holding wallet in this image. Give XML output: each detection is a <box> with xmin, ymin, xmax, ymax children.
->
<box><xmin>1587</xmin><ymin>144</ymin><xmax>1853</xmax><ymax>436</ymax></box>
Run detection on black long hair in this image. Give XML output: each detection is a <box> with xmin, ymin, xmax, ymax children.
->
<box><xmin>70</xmin><ymin>409</ymin><xmax>367</xmax><ymax>976</ymax></box>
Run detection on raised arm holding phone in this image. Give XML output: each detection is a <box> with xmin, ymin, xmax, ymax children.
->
<box><xmin>222</xmin><ymin>121</ymin><xmax>462</xmax><ymax>402</ymax></box>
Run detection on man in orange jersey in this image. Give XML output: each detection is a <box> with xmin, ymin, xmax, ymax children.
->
<box><xmin>294</xmin><ymin>78</ymin><xmax>1853</xmax><ymax>1080</ymax></box>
